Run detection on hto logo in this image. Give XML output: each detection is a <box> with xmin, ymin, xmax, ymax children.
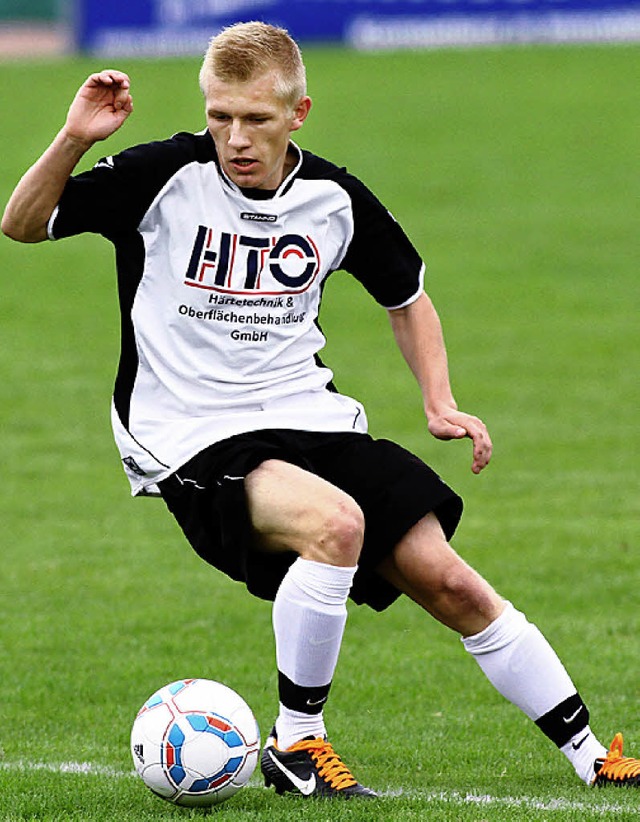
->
<box><xmin>184</xmin><ymin>226</ymin><xmax>321</xmax><ymax>295</ymax></box>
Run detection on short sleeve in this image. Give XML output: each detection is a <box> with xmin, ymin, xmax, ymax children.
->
<box><xmin>50</xmin><ymin>133</ymin><xmax>200</xmax><ymax>241</ymax></box>
<box><xmin>337</xmin><ymin>174</ymin><xmax>425</xmax><ymax>309</ymax></box>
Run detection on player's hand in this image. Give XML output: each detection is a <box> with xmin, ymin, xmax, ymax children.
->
<box><xmin>427</xmin><ymin>408</ymin><xmax>493</xmax><ymax>474</ymax></box>
<box><xmin>63</xmin><ymin>70</ymin><xmax>133</xmax><ymax>148</ymax></box>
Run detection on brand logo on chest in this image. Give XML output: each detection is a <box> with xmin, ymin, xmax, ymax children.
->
<box><xmin>184</xmin><ymin>225</ymin><xmax>321</xmax><ymax>295</ymax></box>
<box><xmin>240</xmin><ymin>212</ymin><xmax>277</xmax><ymax>223</ymax></box>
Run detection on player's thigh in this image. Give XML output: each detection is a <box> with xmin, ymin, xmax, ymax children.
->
<box><xmin>244</xmin><ymin>458</ymin><xmax>364</xmax><ymax>565</ymax></box>
<box><xmin>378</xmin><ymin>512</ymin><xmax>504</xmax><ymax>635</ymax></box>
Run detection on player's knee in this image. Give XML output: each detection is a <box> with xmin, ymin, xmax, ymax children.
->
<box><xmin>439</xmin><ymin>564</ymin><xmax>476</xmax><ymax>604</ymax></box>
<box><xmin>437</xmin><ymin>557</ymin><xmax>482</xmax><ymax>600</ymax></box>
<box><xmin>312</xmin><ymin>496</ymin><xmax>364</xmax><ymax>566</ymax></box>
<box><xmin>246</xmin><ymin>459</ymin><xmax>364</xmax><ymax>565</ymax></box>
<box><xmin>435</xmin><ymin>560</ymin><xmax>502</xmax><ymax>626</ymax></box>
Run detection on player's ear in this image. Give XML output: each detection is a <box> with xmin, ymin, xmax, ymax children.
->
<box><xmin>290</xmin><ymin>96</ymin><xmax>312</xmax><ymax>132</ymax></box>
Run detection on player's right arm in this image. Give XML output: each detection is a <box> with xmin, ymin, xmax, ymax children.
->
<box><xmin>1</xmin><ymin>70</ymin><xmax>133</xmax><ymax>243</ymax></box>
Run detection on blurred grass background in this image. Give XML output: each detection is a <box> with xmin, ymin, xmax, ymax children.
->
<box><xmin>0</xmin><ymin>43</ymin><xmax>638</xmax><ymax>819</ymax></box>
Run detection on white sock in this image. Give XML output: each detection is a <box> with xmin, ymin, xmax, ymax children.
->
<box><xmin>462</xmin><ymin>602</ymin><xmax>577</xmax><ymax>718</ymax></box>
<box><xmin>275</xmin><ymin>704</ymin><xmax>327</xmax><ymax>750</ymax></box>
<box><xmin>272</xmin><ymin>557</ymin><xmax>356</xmax><ymax>750</ymax></box>
<box><xmin>462</xmin><ymin>602</ymin><xmax>606</xmax><ymax>781</ymax></box>
<box><xmin>561</xmin><ymin>727</ymin><xmax>607</xmax><ymax>784</ymax></box>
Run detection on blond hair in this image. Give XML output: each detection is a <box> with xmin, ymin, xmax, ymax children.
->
<box><xmin>199</xmin><ymin>21</ymin><xmax>307</xmax><ymax>107</ymax></box>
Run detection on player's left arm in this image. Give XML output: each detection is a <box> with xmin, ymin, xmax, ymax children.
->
<box><xmin>387</xmin><ymin>291</ymin><xmax>492</xmax><ymax>474</ymax></box>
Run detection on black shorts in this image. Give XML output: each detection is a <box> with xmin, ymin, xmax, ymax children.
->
<box><xmin>157</xmin><ymin>429</ymin><xmax>463</xmax><ymax>611</ymax></box>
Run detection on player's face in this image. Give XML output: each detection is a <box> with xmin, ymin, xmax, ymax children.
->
<box><xmin>204</xmin><ymin>71</ymin><xmax>311</xmax><ymax>190</ymax></box>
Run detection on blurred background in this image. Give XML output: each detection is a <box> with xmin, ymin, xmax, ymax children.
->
<box><xmin>0</xmin><ymin>0</ymin><xmax>639</xmax><ymax>59</ymax></box>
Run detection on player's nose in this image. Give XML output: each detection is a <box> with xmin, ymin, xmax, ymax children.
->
<box><xmin>228</xmin><ymin>119</ymin><xmax>251</xmax><ymax>149</ymax></box>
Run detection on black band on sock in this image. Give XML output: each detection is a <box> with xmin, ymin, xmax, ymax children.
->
<box><xmin>278</xmin><ymin>671</ymin><xmax>331</xmax><ymax>715</ymax></box>
<box><xmin>535</xmin><ymin>693</ymin><xmax>590</xmax><ymax>748</ymax></box>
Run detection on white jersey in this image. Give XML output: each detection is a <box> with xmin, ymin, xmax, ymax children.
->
<box><xmin>49</xmin><ymin>130</ymin><xmax>425</xmax><ymax>494</ymax></box>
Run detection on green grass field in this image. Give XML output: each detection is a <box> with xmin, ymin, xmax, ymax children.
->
<box><xmin>0</xmin><ymin>42</ymin><xmax>639</xmax><ymax>820</ymax></box>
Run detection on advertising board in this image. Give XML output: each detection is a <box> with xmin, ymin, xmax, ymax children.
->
<box><xmin>75</xmin><ymin>0</ymin><xmax>640</xmax><ymax>55</ymax></box>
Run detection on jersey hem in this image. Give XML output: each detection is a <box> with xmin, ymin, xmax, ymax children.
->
<box><xmin>47</xmin><ymin>205</ymin><xmax>60</xmax><ymax>240</ymax></box>
<box><xmin>383</xmin><ymin>263</ymin><xmax>426</xmax><ymax>310</ymax></box>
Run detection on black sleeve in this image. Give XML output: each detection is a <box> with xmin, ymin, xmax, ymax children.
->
<box><xmin>51</xmin><ymin>132</ymin><xmax>200</xmax><ymax>240</ymax></box>
<box><xmin>338</xmin><ymin>172</ymin><xmax>425</xmax><ymax>309</ymax></box>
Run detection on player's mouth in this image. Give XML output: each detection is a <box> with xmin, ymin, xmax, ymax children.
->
<box><xmin>229</xmin><ymin>157</ymin><xmax>258</xmax><ymax>173</ymax></box>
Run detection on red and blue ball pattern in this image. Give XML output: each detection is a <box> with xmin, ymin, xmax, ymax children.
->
<box><xmin>131</xmin><ymin>678</ymin><xmax>260</xmax><ymax>807</ymax></box>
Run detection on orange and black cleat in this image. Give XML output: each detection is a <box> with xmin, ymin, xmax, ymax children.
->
<box><xmin>261</xmin><ymin>728</ymin><xmax>377</xmax><ymax>798</ymax></box>
<box><xmin>593</xmin><ymin>733</ymin><xmax>640</xmax><ymax>787</ymax></box>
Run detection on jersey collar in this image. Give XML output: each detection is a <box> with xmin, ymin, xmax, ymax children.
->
<box><xmin>212</xmin><ymin>139</ymin><xmax>303</xmax><ymax>200</ymax></box>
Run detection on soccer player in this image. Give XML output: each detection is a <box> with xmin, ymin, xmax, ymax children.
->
<box><xmin>3</xmin><ymin>21</ymin><xmax>639</xmax><ymax>798</ymax></box>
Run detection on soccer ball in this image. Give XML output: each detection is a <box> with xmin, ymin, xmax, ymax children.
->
<box><xmin>130</xmin><ymin>678</ymin><xmax>260</xmax><ymax>807</ymax></box>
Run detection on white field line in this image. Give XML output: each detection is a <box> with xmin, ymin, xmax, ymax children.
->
<box><xmin>0</xmin><ymin>761</ymin><xmax>630</xmax><ymax>816</ymax></box>
<box><xmin>381</xmin><ymin>788</ymin><xmax>630</xmax><ymax>817</ymax></box>
<box><xmin>0</xmin><ymin>760</ymin><xmax>135</xmax><ymax>778</ymax></box>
